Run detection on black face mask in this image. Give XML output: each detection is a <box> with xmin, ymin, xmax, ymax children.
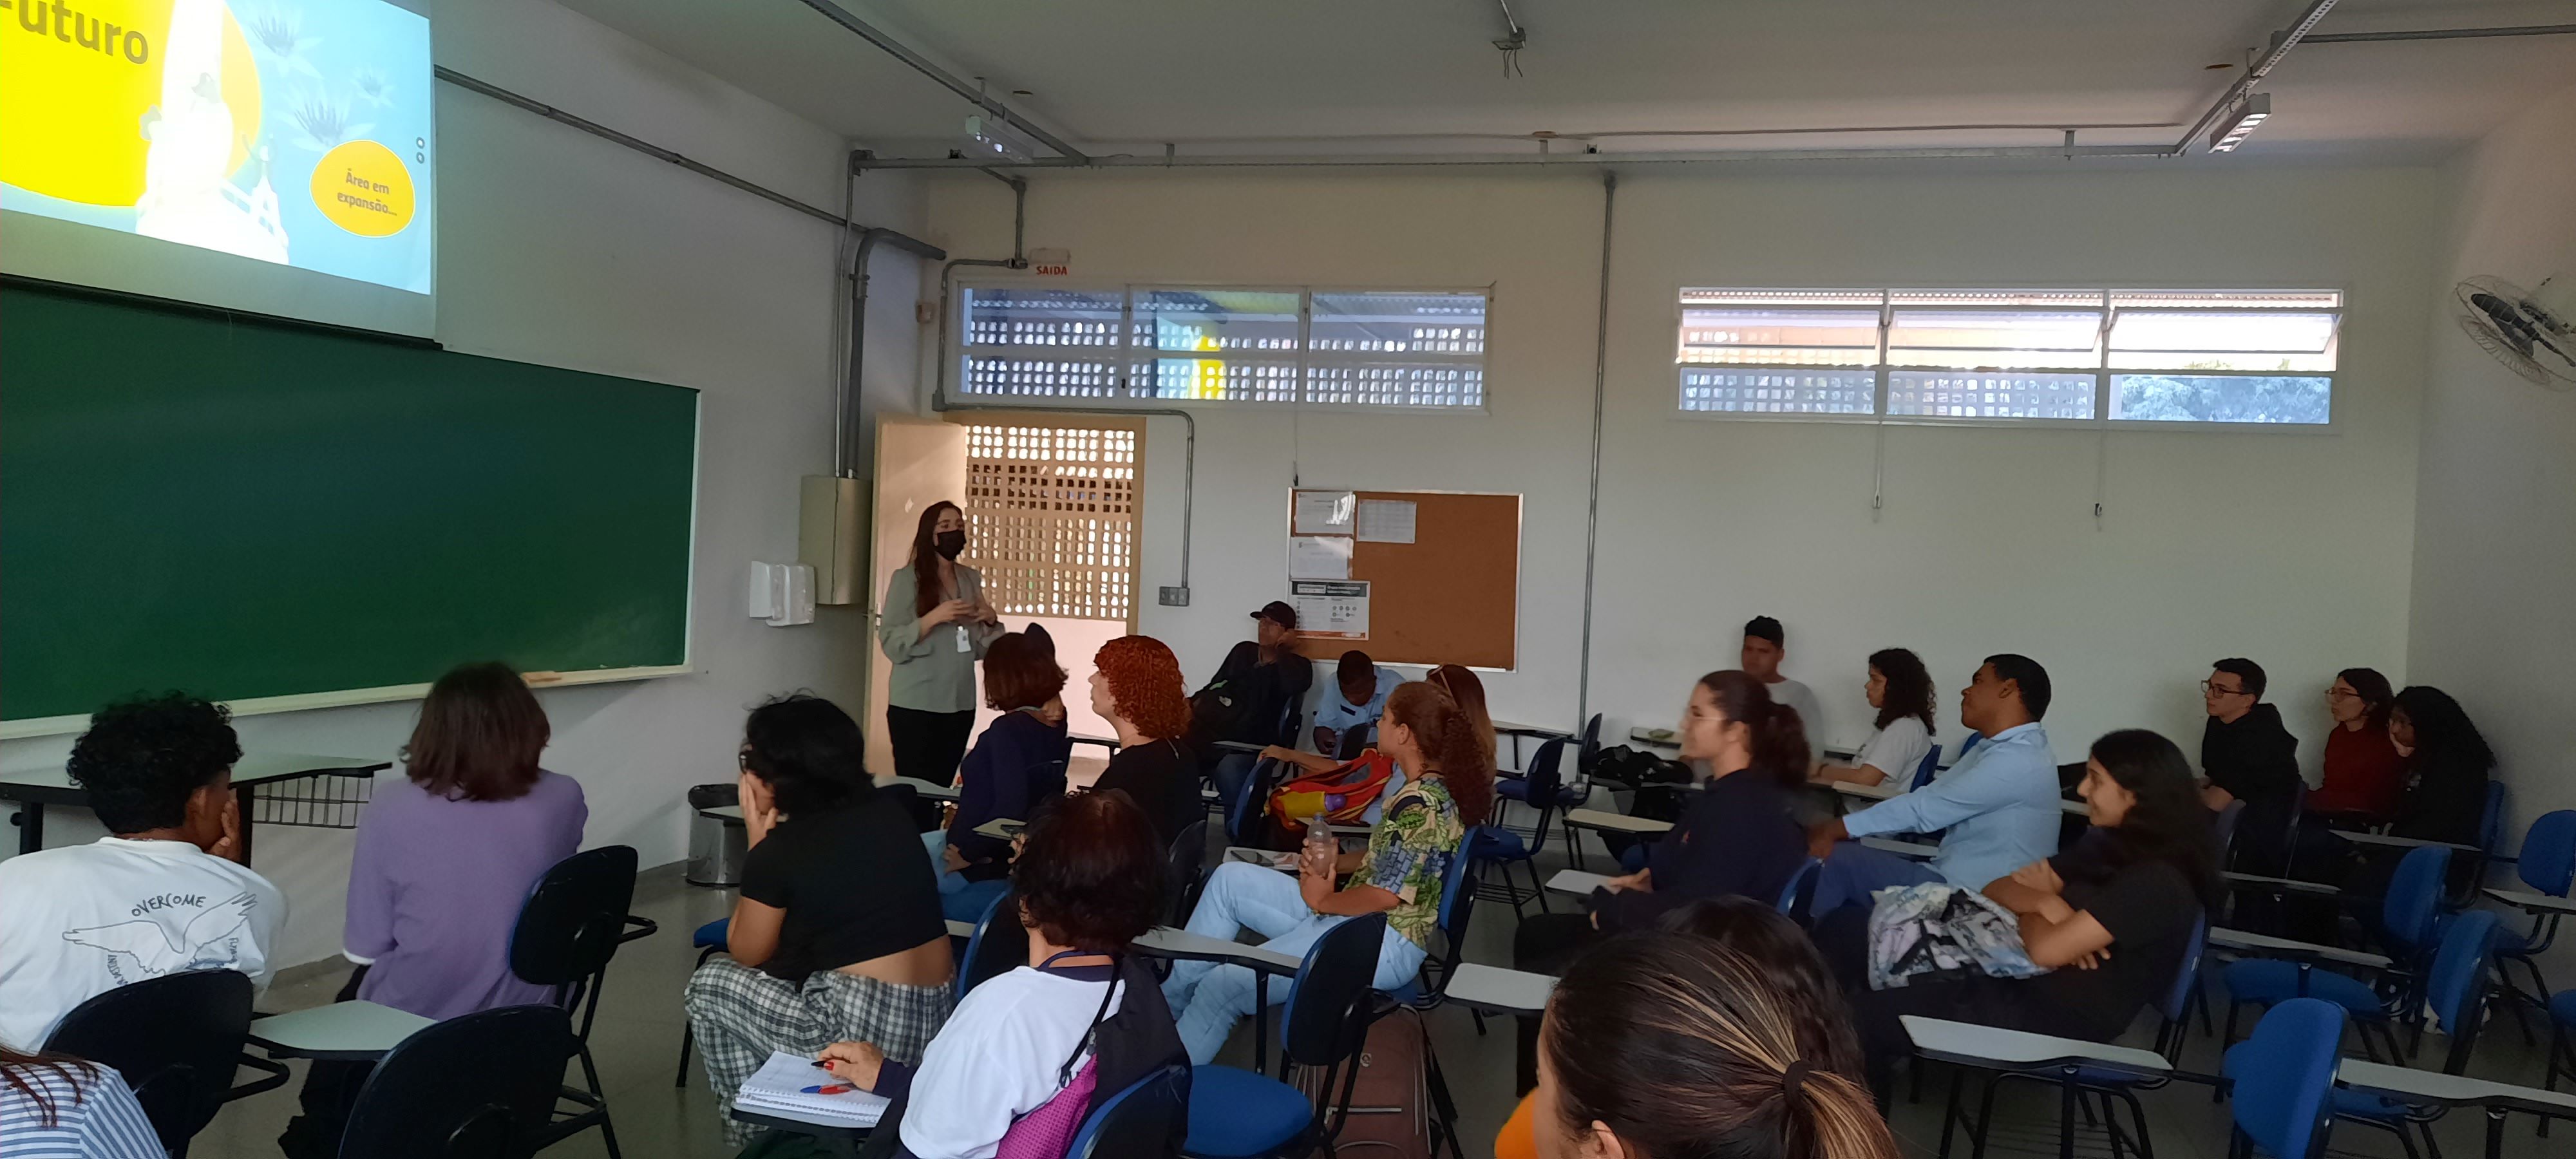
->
<box><xmin>934</xmin><ymin>529</ymin><xmax>967</xmax><ymax>560</ymax></box>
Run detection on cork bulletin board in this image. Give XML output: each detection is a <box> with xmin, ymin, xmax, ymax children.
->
<box><xmin>1286</xmin><ymin>489</ymin><xmax>1520</xmax><ymax>670</ymax></box>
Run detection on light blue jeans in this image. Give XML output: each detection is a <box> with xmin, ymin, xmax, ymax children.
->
<box><xmin>1160</xmin><ymin>861</ymin><xmax>1428</xmax><ymax>1065</ymax></box>
<box><xmin>921</xmin><ymin>829</ymin><xmax>1010</xmax><ymax>925</ymax></box>
<box><xmin>1808</xmin><ymin>841</ymin><xmax>1944</xmax><ymax>916</ymax></box>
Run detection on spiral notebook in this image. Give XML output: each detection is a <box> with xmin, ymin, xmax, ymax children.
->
<box><xmin>730</xmin><ymin>1050</ymin><xmax>891</xmax><ymax>1128</ymax></box>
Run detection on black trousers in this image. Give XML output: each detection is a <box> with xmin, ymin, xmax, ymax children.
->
<box><xmin>887</xmin><ymin>706</ymin><xmax>975</xmax><ymax>787</ymax></box>
<box><xmin>278</xmin><ymin>968</ymin><xmax>372</xmax><ymax>1159</ymax></box>
<box><xmin>1511</xmin><ymin>912</ymin><xmax>1607</xmax><ymax>1095</ymax></box>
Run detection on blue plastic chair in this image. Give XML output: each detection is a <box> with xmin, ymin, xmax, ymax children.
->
<box><xmin>2546</xmin><ymin>986</ymin><xmax>2576</xmax><ymax>1112</ymax></box>
<box><xmin>1181</xmin><ymin>914</ymin><xmax>1387</xmax><ymax>1158</ymax></box>
<box><xmin>2222</xmin><ymin>845</ymin><xmax>2449</xmax><ymax>1058</ymax></box>
<box><xmin>1386</xmin><ymin>845</ymin><xmax>1479</xmax><ymax>1010</ymax></box>
<box><xmin>1225</xmin><ymin>757</ymin><xmax>1283</xmax><ymax>849</ymax></box>
<box><xmin>1774</xmin><ymin>858</ymin><xmax>1824</xmax><ymax>928</ymax></box>
<box><xmin>2495</xmin><ymin>810</ymin><xmax>2576</xmax><ymax>1022</ymax></box>
<box><xmin>672</xmin><ymin>917</ymin><xmax>731</xmax><ymax>1086</ymax></box>
<box><xmin>1068</xmin><ymin>1062</ymin><xmax>1191</xmax><ymax>1159</ymax></box>
<box><xmin>1473</xmin><ymin>743</ymin><xmax>1568</xmax><ymax>918</ymax></box>
<box><xmin>1575</xmin><ymin>713</ymin><xmax>1602</xmax><ymax>781</ymax></box>
<box><xmin>2328</xmin><ymin>910</ymin><xmax>2502</xmax><ymax>1156</ymax></box>
<box><xmin>1908</xmin><ymin>742</ymin><xmax>1944</xmax><ymax>791</ymax></box>
<box><xmin>2221</xmin><ymin>998</ymin><xmax>2347</xmax><ymax>1159</ymax></box>
<box><xmin>958</xmin><ymin>886</ymin><xmax>1028</xmax><ymax>1002</ymax></box>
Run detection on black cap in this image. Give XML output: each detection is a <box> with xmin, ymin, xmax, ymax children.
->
<box><xmin>1252</xmin><ymin>600</ymin><xmax>1298</xmax><ymax>630</ymax></box>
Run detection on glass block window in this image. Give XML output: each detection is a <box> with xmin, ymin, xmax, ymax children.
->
<box><xmin>961</xmin><ymin>424</ymin><xmax>1140</xmax><ymax>621</ymax></box>
<box><xmin>960</xmin><ymin>286</ymin><xmax>1488</xmax><ymax>409</ymax></box>
<box><xmin>1677</xmin><ymin>288</ymin><xmax>2339</xmax><ymax>426</ymax></box>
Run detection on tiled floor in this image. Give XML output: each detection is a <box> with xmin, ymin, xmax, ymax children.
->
<box><xmin>196</xmin><ymin>833</ymin><xmax>2570</xmax><ymax>1159</ymax></box>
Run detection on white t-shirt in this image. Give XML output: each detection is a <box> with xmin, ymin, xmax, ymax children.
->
<box><xmin>1852</xmin><ymin>715</ymin><xmax>1936</xmax><ymax>791</ymax></box>
<box><xmin>0</xmin><ymin>837</ymin><xmax>286</xmax><ymax>1050</ymax></box>
<box><xmin>899</xmin><ymin>965</ymin><xmax>1124</xmax><ymax>1159</ymax></box>
<box><xmin>1768</xmin><ymin>677</ymin><xmax>1826</xmax><ymax>743</ymax></box>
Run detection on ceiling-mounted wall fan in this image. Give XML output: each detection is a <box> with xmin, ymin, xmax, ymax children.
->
<box><xmin>2455</xmin><ymin>274</ymin><xmax>2575</xmax><ymax>390</ymax></box>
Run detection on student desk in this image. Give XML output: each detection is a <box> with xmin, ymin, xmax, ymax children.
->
<box><xmin>1902</xmin><ymin>1015</ymin><xmax>2173</xmax><ymax>1159</ymax></box>
<box><xmin>878</xmin><ymin>775</ymin><xmax>960</xmax><ymax>802</ymax></box>
<box><xmin>1</xmin><ymin>753</ymin><xmax>391</xmax><ymax>860</ymax></box>
<box><xmin>1133</xmin><ymin>924</ymin><xmax>1303</xmax><ymax>1075</ymax></box>
<box><xmin>2339</xmin><ymin>831</ymin><xmax>2481</xmax><ymax>854</ymax></box>
<box><xmin>972</xmin><ymin>818</ymin><xmax>1023</xmax><ymax>842</ymax></box>
<box><xmin>1562</xmin><ymin>807</ymin><xmax>1669</xmax><ymax>837</ymax></box>
<box><xmin>2485</xmin><ymin>887</ymin><xmax>2576</xmax><ymax>917</ymax></box>
<box><xmin>2336</xmin><ymin>1059</ymin><xmax>2576</xmax><ymax>1159</ymax></box>
<box><xmin>1492</xmin><ymin>720</ymin><xmax>1572</xmax><ymax>771</ymax></box>
<box><xmin>248</xmin><ymin>1000</ymin><xmax>435</xmax><ymax>1062</ymax></box>
<box><xmin>1442</xmin><ymin>963</ymin><xmax>1555</xmax><ymax>1015</ymax></box>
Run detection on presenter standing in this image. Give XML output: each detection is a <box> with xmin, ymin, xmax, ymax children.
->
<box><xmin>878</xmin><ymin>501</ymin><xmax>1003</xmax><ymax>786</ymax></box>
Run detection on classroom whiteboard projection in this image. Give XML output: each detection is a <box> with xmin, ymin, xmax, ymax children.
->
<box><xmin>0</xmin><ymin>0</ymin><xmax>437</xmax><ymax>336</ymax></box>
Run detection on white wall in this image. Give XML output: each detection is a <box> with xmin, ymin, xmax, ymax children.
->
<box><xmin>0</xmin><ymin>0</ymin><xmax>929</xmax><ymax>970</ymax></box>
<box><xmin>923</xmin><ymin>162</ymin><xmax>2440</xmax><ymax>770</ymax></box>
<box><xmin>2407</xmin><ymin>84</ymin><xmax>2576</xmax><ymax>833</ymax></box>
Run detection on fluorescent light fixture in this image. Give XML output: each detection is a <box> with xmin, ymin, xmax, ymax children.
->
<box><xmin>965</xmin><ymin>115</ymin><xmax>1046</xmax><ymax>162</ymax></box>
<box><xmin>2207</xmin><ymin>93</ymin><xmax>2272</xmax><ymax>153</ymax></box>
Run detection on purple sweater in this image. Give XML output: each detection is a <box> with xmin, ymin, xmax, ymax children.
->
<box><xmin>345</xmin><ymin>770</ymin><xmax>587</xmax><ymax>1020</ymax></box>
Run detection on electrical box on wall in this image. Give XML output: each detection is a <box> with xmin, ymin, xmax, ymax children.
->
<box><xmin>749</xmin><ymin>561</ymin><xmax>817</xmax><ymax>626</ymax></box>
<box><xmin>799</xmin><ymin>476</ymin><xmax>869</xmax><ymax>605</ymax></box>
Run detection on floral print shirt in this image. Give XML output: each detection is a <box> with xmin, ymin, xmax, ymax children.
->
<box><xmin>1348</xmin><ymin>776</ymin><xmax>1464</xmax><ymax>948</ymax></box>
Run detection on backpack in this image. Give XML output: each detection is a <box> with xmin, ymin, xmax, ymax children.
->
<box><xmin>1268</xmin><ymin>751</ymin><xmax>1399</xmax><ymax>834</ymax></box>
<box><xmin>1864</xmin><ymin>883</ymin><xmax>2048</xmax><ymax>990</ymax></box>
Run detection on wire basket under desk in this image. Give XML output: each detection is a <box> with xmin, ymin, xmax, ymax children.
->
<box><xmin>249</xmin><ymin>771</ymin><xmax>377</xmax><ymax>829</ymax></box>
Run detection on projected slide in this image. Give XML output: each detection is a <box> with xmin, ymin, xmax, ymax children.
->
<box><xmin>2</xmin><ymin>0</ymin><xmax>433</xmax><ymax>300</ymax></box>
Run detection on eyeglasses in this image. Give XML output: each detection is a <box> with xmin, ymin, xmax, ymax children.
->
<box><xmin>2200</xmin><ymin>681</ymin><xmax>2249</xmax><ymax>697</ymax></box>
<box><xmin>2324</xmin><ymin>688</ymin><xmax>2360</xmax><ymax>701</ymax></box>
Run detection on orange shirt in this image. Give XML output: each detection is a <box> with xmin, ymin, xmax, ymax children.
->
<box><xmin>1496</xmin><ymin>1091</ymin><xmax>1539</xmax><ymax>1159</ymax></box>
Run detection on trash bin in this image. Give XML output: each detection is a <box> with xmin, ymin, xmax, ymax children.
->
<box><xmin>685</xmin><ymin>782</ymin><xmax>746</xmax><ymax>887</ymax></box>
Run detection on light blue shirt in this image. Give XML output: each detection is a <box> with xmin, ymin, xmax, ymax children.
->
<box><xmin>1313</xmin><ymin>666</ymin><xmax>1405</xmax><ymax>739</ymax></box>
<box><xmin>1842</xmin><ymin>721</ymin><xmax>2061</xmax><ymax>891</ymax></box>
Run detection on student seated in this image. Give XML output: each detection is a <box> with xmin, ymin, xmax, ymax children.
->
<box><xmin>0</xmin><ymin>1046</ymin><xmax>164</xmax><ymax>1158</ymax></box>
<box><xmin>2198</xmin><ymin>657</ymin><xmax>2301</xmax><ymax>872</ymax></box>
<box><xmin>2306</xmin><ymin>667</ymin><xmax>2402</xmax><ymax>821</ymax></box>
<box><xmin>1741</xmin><ymin>614</ymin><xmax>1825</xmax><ymax>742</ymax></box>
<box><xmin>1191</xmin><ymin>601</ymin><xmax>1314</xmax><ymax>804</ymax></box>
<box><xmin>1819</xmin><ymin>730</ymin><xmax>2218</xmax><ymax>1096</ymax></box>
<box><xmin>820</xmin><ymin>790</ymin><xmax>1184</xmax><ymax>1159</ymax></box>
<box><xmin>684</xmin><ymin>695</ymin><xmax>952</xmax><ymax>1144</ymax></box>
<box><xmin>1813</xmin><ymin>648</ymin><xmax>1937</xmax><ymax>789</ymax></box>
<box><xmin>1508</xmin><ymin>670</ymin><xmax>1811</xmax><ymax>1089</ymax></box>
<box><xmin>1519</xmin><ymin>918</ymin><xmax>1898</xmax><ymax>1159</ymax></box>
<box><xmin>927</xmin><ymin>633</ymin><xmax>1071</xmax><ymax>923</ymax></box>
<box><xmin>279</xmin><ymin>663</ymin><xmax>591</xmax><ymax>1158</ymax></box>
<box><xmin>345</xmin><ymin>662</ymin><xmax>588</xmax><ymax>1016</ymax></box>
<box><xmin>1162</xmin><ymin>683</ymin><xmax>1492</xmax><ymax>1065</ymax></box>
<box><xmin>0</xmin><ymin>693</ymin><xmax>285</xmax><ymax>1051</ymax></box>
<box><xmin>1804</xmin><ymin>655</ymin><xmax>2061</xmax><ymax>915</ymax></box>
<box><xmin>1086</xmin><ymin>636</ymin><xmax>1199</xmax><ymax>849</ymax></box>
<box><xmin>1312</xmin><ymin>650</ymin><xmax>1402</xmax><ymax>758</ymax></box>
<box><xmin>2382</xmin><ymin>686</ymin><xmax>2492</xmax><ymax>845</ymax></box>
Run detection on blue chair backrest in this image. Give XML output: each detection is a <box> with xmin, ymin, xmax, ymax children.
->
<box><xmin>1065</xmin><ymin>1062</ymin><xmax>1190</xmax><ymax>1159</ymax></box>
<box><xmin>2479</xmin><ymin>781</ymin><xmax>2508</xmax><ymax>853</ymax></box>
<box><xmin>957</xmin><ymin>887</ymin><xmax>1025</xmax><ymax>1002</ymax></box>
<box><xmin>2519</xmin><ymin>810</ymin><xmax>2576</xmax><ymax>896</ymax></box>
<box><xmin>1435</xmin><ymin>838</ymin><xmax>1477</xmax><ymax>941</ymax></box>
<box><xmin>2425</xmin><ymin>910</ymin><xmax>2499</xmax><ymax>1037</ymax></box>
<box><xmin>1908</xmin><ymin>743</ymin><xmax>1942</xmax><ymax>791</ymax></box>
<box><xmin>1775</xmin><ymin>858</ymin><xmax>1823</xmax><ymax>923</ymax></box>
<box><xmin>2228</xmin><ymin>997</ymin><xmax>2346</xmax><ymax>1159</ymax></box>
<box><xmin>1278</xmin><ymin>913</ymin><xmax>1388</xmax><ymax>1068</ymax></box>
<box><xmin>1524</xmin><ymin>739</ymin><xmax>1566</xmax><ymax>803</ymax></box>
<box><xmin>509</xmin><ymin>845</ymin><xmax>639</xmax><ymax>991</ymax></box>
<box><xmin>2160</xmin><ymin>917</ymin><xmax>2209</xmax><ymax>1025</ymax></box>
<box><xmin>1227</xmin><ymin>757</ymin><xmax>1279</xmax><ymax>846</ymax></box>
<box><xmin>1577</xmin><ymin>714</ymin><xmax>1602</xmax><ymax>777</ymax></box>
<box><xmin>2211</xmin><ymin>800</ymin><xmax>2249</xmax><ymax>867</ymax></box>
<box><xmin>2381</xmin><ymin>845</ymin><xmax>2452</xmax><ymax>956</ymax></box>
<box><xmin>1956</xmin><ymin>732</ymin><xmax>1982</xmax><ymax>759</ymax></box>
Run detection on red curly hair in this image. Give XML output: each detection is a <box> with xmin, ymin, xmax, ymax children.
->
<box><xmin>1093</xmin><ymin>636</ymin><xmax>1193</xmax><ymax>740</ymax></box>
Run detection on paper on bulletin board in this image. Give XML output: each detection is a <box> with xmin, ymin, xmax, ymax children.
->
<box><xmin>1293</xmin><ymin>490</ymin><xmax>1356</xmax><ymax>534</ymax></box>
<box><xmin>1356</xmin><ymin>499</ymin><xmax>1417</xmax><ymax>543</ymax></box>
<box><xmin>1287</xmin><ymin>535</ymin><xmax>1352</xmax><ymax>580</ymax></box>
<box><xmin>1291</xmin><ymin>580</ymin><xmax>1370</xmax><ymax>639</ymax></box>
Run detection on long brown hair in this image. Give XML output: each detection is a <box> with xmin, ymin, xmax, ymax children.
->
<box><xmin>1425</xmin><ymin>664</ymin><xmax>1496</xmax><ymax>773</ymax></box>
<box><xmin>402</xmin><ymin>662</ymin><xmax>549</xmax><ymax>802</ymax></box>
<box><xmin>1383</xmin><ymin>683</ymin><xmax>1494</xmax><ymax>827</ymax></box>
<box><xmin>909</xmin><ymin>500</ymin><xmax>962</xmax><ymax>616</ymax></box>
<box><xmin>1696</xmin><ymin>670</ymin><xmax>1812</xmax><ymax>789</ymax></box>
<box><xmin>1544</xmin><ymin>932</ymin><xmax>1898</xmax><ymax>1159</ymax></box>
<box><xmin>2</xmin><ymin>1046</ymin><xmax>99</xmax><ymax>1128</ymax></box>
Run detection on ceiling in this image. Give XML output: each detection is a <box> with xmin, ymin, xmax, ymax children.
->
<box><xmin>549</xmin><ymin>0</ymin><xmax>2576</xmax><ymax>162</ymax></box>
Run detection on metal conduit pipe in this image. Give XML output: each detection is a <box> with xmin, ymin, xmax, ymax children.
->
<box><xmin>2302</xmin><ymin>23</ymin><xmax>2576</xmax><ymax>42</ymax></box>
<box><xmin>852</xmin><ymin>143</ymin><xmax>2174</xmax><ymax>171</ymax></box>
<box><xmin>435</xmin><ymin>66</ymin><xmax>940</xmax><ymax>250</ymax></box>
<box><xmin>840</xmin><ymin>176</ymin><xmax>1026</xmax><ymax>478</ymax></box>
<box><xmin>790</xmin><ymin>0</ymin><xmax>1088</xmax><ymax>162</ymax></box>
<box><xmin>1575</xmin><ymin>171</ymin><xmax>1615</xmax><ymax>724</ymax></box>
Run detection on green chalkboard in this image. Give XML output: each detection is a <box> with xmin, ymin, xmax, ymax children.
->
<box><xmin>1</xmin><ymin>284</ymin><xmax>699</xmax><ymax>722</ymax></box>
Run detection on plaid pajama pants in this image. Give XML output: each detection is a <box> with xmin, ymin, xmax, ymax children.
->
<box><xmin>685</xmin><ymin>954</ymin><xmax>953</xmax><ymax>1144</ymax></box>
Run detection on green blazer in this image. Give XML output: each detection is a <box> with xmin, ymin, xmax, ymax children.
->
<box><xmin>878</xmin><ymin>563</ymin><xmax>1004</xmax><ymax>713</ymax></box>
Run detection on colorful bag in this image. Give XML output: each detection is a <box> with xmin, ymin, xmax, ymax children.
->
<box><xmin>1864</xmin><ymin>882</ymin><xmax>2048</xmax><ymax>990</ymax></box>
<box><xmin>1269</xmin><ymin>751</ymin><xmax>1399</xmax><ymax>834</ymax></box>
